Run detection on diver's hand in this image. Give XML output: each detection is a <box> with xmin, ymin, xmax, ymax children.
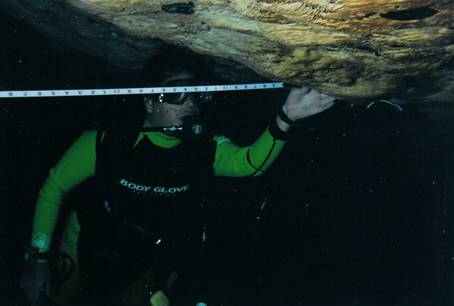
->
<box><xmin>150</xmin><ymin>290</ymin><xmax>169</xmax><ymax>306</ymax></box>
<box><xmin>283</xmin><ymin>87</ymin><xmax>336</xmax><ymax>121</ymax></box>
<box><xmin>19</xmin><ymin>263</ymin><xmax>50</xmax><ymax>305</ymax></box>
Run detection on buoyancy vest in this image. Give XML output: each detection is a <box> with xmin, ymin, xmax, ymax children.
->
<box><xmin>92</xmin><ymin>126</ymin><xmax>216</xmax><ymax>245</ymax></box>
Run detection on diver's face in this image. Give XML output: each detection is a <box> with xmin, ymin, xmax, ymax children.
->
<box><xmin>162</xmin><ymin>96</ymin><xmax>200</xmax><ymax>118</ymax></box>
<box><xmin>144</xmin><ymin>72</ymin><xmax>200</xmax><ymax>126</ymax></box>
<box><xmin>160</xmin><ymin>72</ymin><xmax>201</xmax><ymax>122</ymax></box>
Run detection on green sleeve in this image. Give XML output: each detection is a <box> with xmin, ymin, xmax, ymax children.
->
<box><xmin>213</xmin><ymin>128</ymin><xmax>286</xmax><ymax>177</ymax></box>
<box><xmin>31</xmin><ymin>130</ymin><xmax>97</xmax><ymax>253</ymax></box>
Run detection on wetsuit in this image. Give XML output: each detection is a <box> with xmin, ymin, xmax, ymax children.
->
<box><xmin>30</xmin><ymin>121</ymin><xmax>287</xmax><ymax>304</ymax></box>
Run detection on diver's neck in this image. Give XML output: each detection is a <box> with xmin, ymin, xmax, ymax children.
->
<box><xmin>145</xmin><ymin>116</ymin><xmax>182</xmax><ymax>138</ymax></box>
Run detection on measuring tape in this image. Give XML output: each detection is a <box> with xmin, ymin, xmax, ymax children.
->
<box><xmin>0</xmin><ymin>82</ymin><xmax>284</xmax><ymax>99</ymax></box>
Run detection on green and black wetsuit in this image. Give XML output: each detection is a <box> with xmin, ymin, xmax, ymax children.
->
<box><xmin>30</xmin><ymin>121</ymin><xmax>287</xmax><ymax>301</ymax></box>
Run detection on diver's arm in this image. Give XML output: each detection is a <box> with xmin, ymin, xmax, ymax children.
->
<box><xmin>30</xmin><ymin>130</ymin><xmax>97</xmax><ymax>255</ymax></box>
<box><xmin>213</xmin><ymin>122</ymin><xmax>287</xmax><ymax>177</ymax></box>
<box><xmin>21</xmin><ymin>130</ymin><xmax>97</xmax><ymax>304</ymax></box>
<box><xmin>213</xmin><ymin>87</ymin><xmax>336</xmax><ymax>177</ymax></box>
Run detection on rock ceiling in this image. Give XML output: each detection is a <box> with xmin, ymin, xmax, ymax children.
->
<box><xmin>1</xmin><ymin>0</ymin><xmax>453</xmax><ymax>102</ymax></box>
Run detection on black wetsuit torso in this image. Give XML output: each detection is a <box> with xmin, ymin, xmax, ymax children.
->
<box><xmin>76</xmin><ymin>128</ymin><xmax>215</xmax><ymax>302</ymax></box>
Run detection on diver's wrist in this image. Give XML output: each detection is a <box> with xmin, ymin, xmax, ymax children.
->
<box><xmin>275</xmin><ymin>115</ymin><xmax>291</xmax><ymax>132</ymax></box>
<box><xmin>278</xmin><ymin>105</ymin><xmax>296</xmax><ymax>124</ymax></box>
<box><xmin>23</xmin><ymin>246</ymin><xmax>49</xmax><ymax>265</ymax></box>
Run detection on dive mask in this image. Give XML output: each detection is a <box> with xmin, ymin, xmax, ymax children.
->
<box><xmin>152</xmin><ymin>79</ymin><xmax>213</xmax><ymax>106</ymax></box>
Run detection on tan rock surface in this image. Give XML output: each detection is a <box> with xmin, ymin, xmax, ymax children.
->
<box><xmin>1</xmin><ymin>0</ymin><xmax>454</xmax><ymax>101</ymax></box>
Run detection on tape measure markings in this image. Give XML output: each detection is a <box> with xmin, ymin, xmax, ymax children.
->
<box><xmin>0</xmin><ymin>82</ymin><xmax>284</xmax><ymax>99</ymax></box>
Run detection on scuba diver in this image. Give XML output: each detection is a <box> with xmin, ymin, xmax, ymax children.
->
<box><xmin>19</xmin><ymin>54</ymin><xmax>336</xmax><ymax>306</ymax></box>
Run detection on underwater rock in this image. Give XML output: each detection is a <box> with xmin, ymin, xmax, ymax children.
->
<box><xmin>0</xmin><ymin>0</ymin><xmax>453</xmax><ymax>102</ymax></box>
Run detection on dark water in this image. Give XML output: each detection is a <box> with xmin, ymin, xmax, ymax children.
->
<box><xmin>1</xmin><ymin>9</ymin><xmax>454</xmax><ymax>306</ymax></box>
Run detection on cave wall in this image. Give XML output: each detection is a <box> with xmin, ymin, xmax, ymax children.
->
<box><xmin>1</xmin><ymin>0</ymin><xmax>453</xmax><ymax>101</ymax></box>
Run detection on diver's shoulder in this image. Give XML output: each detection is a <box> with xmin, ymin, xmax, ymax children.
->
<box><xmin>80</xmin><ymin>129</ymin><xmax>98</xmax><ymax>138</ymax></box>
<box><xmin>74</xmin><ymin>129</ymin><xmax>101</xmax><ymax>145</ymax></box>
<box><xmin>213</xmin><ymin>135</ymin><xmax>232</xmax><ymax>146</ymax></box>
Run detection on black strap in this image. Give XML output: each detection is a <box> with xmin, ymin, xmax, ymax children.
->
<box><xmin>23</xmin><ymin>246</ymin><xmax>50</xmax><ymax>264</ymax></box>
<box><xmin>278</xmin><ymin>106</ymin><xmax>295</xmax><ymax>125</ymax></box>
<box><xmin>268</xmin><ymin>116</ymin><xmax>289</xmax><ymax>140</ymax></box>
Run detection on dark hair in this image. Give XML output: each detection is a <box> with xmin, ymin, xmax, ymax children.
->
<box><xmin>142</xmin><ymin>46</ymin><xmax>213</xmax><ymax>86</ymax></box>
